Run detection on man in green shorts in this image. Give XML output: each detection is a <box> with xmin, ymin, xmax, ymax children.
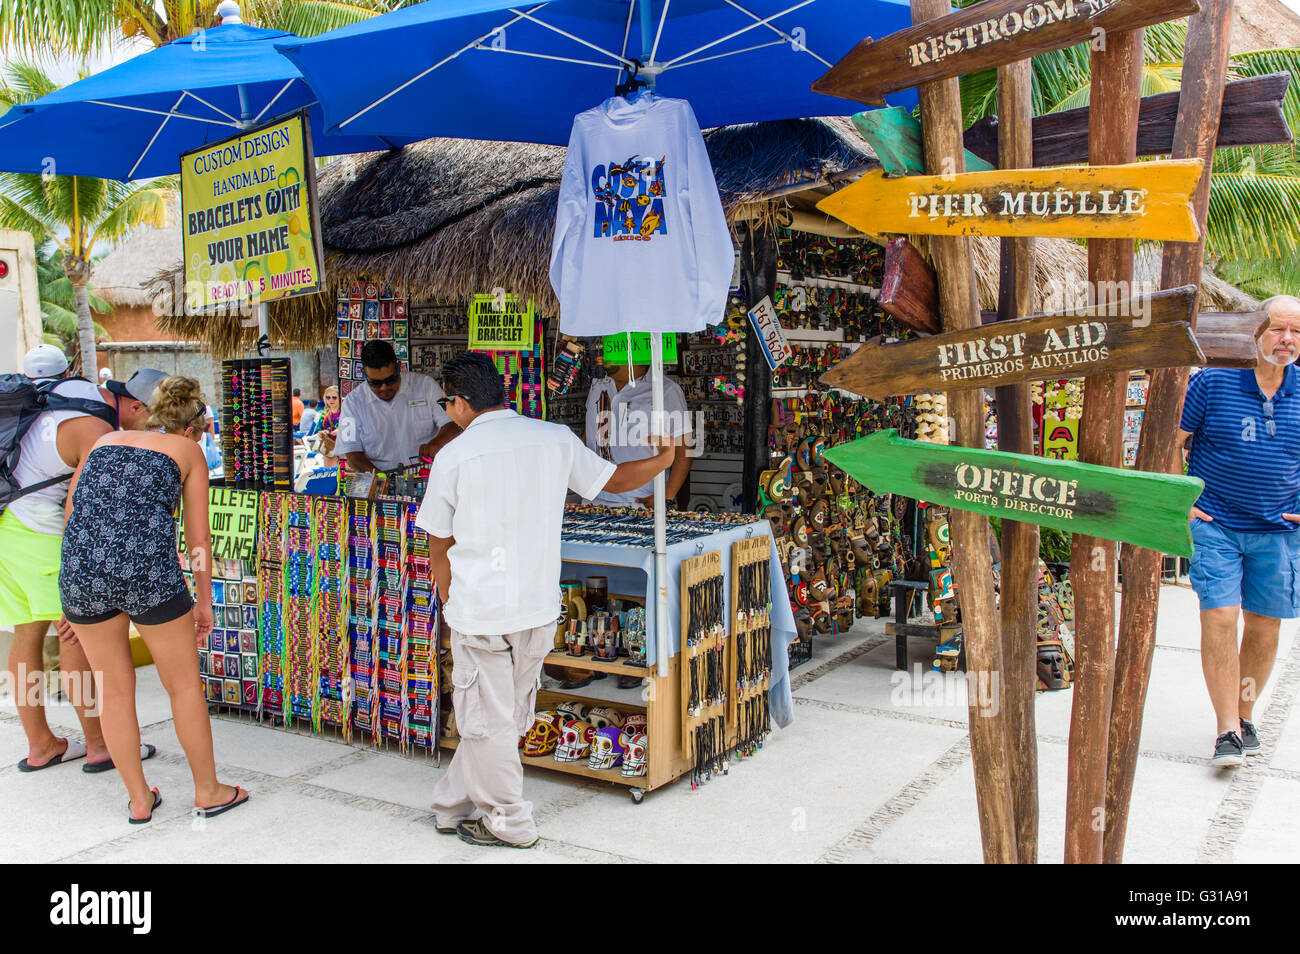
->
<box><xmin>2</xmin><ymin>364</ymin><xmax>162</xmax><ymax>772</ymax></box>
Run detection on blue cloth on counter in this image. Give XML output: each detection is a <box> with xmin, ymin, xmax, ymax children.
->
<box><xmin>561</xmin><ymin>519</ymin><xmax>797</xmax><ymax>728</ymax></box>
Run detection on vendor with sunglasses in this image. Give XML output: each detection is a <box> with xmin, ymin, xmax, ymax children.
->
<box><xmin>333</xmin><ymin>340</ymin><xmax>460</xmax><ymax>496</ymax></box>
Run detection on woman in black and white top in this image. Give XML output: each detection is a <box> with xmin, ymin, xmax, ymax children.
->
<box><xmin>61</xmin><ymin>376</ymin><xmax>249</xmax><ymax>824</ymax></box>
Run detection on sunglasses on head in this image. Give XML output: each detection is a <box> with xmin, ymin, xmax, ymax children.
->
<box><xmin>366</xmin><ymin>370</ymin><xmax>400</xmax><ymax>389</ymax></box>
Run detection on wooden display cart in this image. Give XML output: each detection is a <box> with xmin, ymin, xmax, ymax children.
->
<box><xmin>440</xmin><ymin>598</ymin><xmax>692</xmax><ymax>805</ymax></box>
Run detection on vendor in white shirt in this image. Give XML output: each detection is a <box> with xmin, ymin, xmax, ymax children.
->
<box><xmin>585</xmin><ymin>352</ymin><xmax>693</xmax><ymax>507</ymax></box>
<box><xmin>333</xmin><ymin>340</ymin><xmax>460</xmax><ymax>495</ymax></box>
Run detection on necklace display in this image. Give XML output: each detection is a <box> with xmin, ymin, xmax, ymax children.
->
<box><xmin>681</xmin><ymin>550</ymin><xmax>730</xmax><ymax>788</ymax></box>
<box><xmin>731</xmin><ymin>537</ymin><xmax>773</xmax><ymax>758</ymax></box>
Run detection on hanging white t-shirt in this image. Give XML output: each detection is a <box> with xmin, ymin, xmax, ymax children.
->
<box><xmin>583</xmin><ymin>372</ymin><xmax>691</xmax><ymax>507</ymax></box>
<box><xmin>415</xmin><ymin>409</ymin><xmax>615</xmax><ymax>636</ymax></box>
<box><xmin>8</xmin><ymin>379</ymin><xmax>113</xmax><ymax>536</ymax></box>
<box><xmin>549</xmin><ymin>93</ymin><xmax>735</xmax><ymax>336</ymax></box>
<box><xmin>333</xmin><ymin>371</ymin><xmax>453</xmax><ymax>475</ymax></box>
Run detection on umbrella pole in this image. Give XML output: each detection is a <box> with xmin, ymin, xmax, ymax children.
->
<box><xmin>257</xmin><ymin>301</ymin><xmax>270</xmax><ymax>355</ymax></box>
<box><xmin>651</xmin><ymin>332</ymin><xmax>669</xmax><ymax>678</ymax></box>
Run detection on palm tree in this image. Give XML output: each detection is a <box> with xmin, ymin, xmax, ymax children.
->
<box><xmin>957</xmin><ymin>18</ymin><xmax>1300</xmax><ymax>299</ymax></box>
<box><xmin>0</xmin><ymin>1</ymin><xmax>425</xmax><ymax>55</ymax></box>
<box><xmin>0</xmin><ymin>64</ymin><xmax>175</xmax><ymax>377</ymax></box>
<box><xmin>0</xmin><ymin>173</ymin><xmax>176</xmax><ymax>376</ymax></box>
<box><xmin>37</xmin><ymin>245</ymin><xmax>112</xmax><ymax>362</ymax></box>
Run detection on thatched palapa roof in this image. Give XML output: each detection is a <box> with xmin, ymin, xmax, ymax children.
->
<box><xmin>93</xmin><ymin>224</ymin><xmax>181</xmax><ymax>307</ymax></box>
<box><xmin>155</xmin><ymin>116</ymin><xmax>1258</xmax><ymax>351</ymax></box>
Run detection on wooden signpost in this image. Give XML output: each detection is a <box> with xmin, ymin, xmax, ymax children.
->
<box><xmin>821</xmin><ymin>286</ymin><xmax>1202</xmax><ymax>398</ymax></box>
<box><xmin>824</xmin><ymin>429</ymin><xmax>1204</xmax><ymax>557</ymax></box>
<box><xmin>853</xmin><ymin>107</ymin><xmax>995</xmax><ymax>176</ymax></box>
<box><xmin>816</xmin><ymin>161</ymin><xmax>1204</xmax><ymax>241</ymax></box>
<box><xmin>1107</xmin><ymin>0</ymin><xmax>1238</xmax><ymax>865</ymax></box>
<box><xmin>908</xmin><ymin>0</ymin><xmax>1017</xmax><ymax>865</ymax></box>
<box><xmin>963</xmin><ymin>73</ymin><xmax>1292</xmax><ymax>167</ymax></box>
<box><xmin>1194</xmin><ymin>310</ymin><xmax>1265</xmax><ymax>368</ymax></box>
<box><xmin>812</xmin><ymin>0</ymin><xmax>1200</xmax><ymax>107</ymax></box>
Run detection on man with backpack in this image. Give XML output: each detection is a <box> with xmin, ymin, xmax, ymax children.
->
<box><xmin>1</xmin><ymin>356</ymin><xmax>163</xmax><ymax>772</ymax></box>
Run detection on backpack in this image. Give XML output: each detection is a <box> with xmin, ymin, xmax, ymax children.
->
<box><xmin>0</xmin><ymin>374</ymin><xmax>119</xmax><ymax>513</ymax></box>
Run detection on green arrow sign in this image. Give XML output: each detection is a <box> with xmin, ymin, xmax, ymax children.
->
<box><xmin>824</xmin><ymin>430</ymin><xmax>1203</xmax><ymax>557</ymax></box>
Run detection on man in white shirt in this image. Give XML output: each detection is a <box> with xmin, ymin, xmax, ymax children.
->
<box><xmin>416</xmin><ymin>352</ymin><xmax>675</xmax><ymax>849</ymax></box>
<box><xmin>585</xmin><ymin>358</ymin><xmax>693</xmax><ymax>507</ymax></box>
<box><xmin>334</xmin><ymin>340</ymin><xmax>459</xmax><ymax>496</ymax></box>
<box><xmin>3</xmin><ymin>354</ymin><xmax>128</xmax><ymax>772</ymax></box>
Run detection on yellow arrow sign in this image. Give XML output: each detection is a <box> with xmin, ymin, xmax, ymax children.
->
<box><xmin>817</xmin><ymin>160</ymin><xmax>1203</xmax><ymax>241</ymax></box>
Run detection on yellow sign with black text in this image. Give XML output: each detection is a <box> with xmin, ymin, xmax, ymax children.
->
<box><xmin>181</xmin><ymin>111</ymin><xmax>325</xmax><ymax>312</ymax></box>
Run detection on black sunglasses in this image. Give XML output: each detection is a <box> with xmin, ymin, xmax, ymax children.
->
<box><xmin>366</xmin><ymin>370</ymin><xmax>400</xmax><ymax>389</ymax></box>
<box><xmin>436</xmin><ymin>395</ymin><xmax>464</xmax><ymax>409</ymax></box>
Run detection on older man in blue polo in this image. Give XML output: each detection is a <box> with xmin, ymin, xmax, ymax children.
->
<box><xmin>1179</xmin><ymin>295</ymin><xmax>1300</xmax><ymax>767</ymax></box>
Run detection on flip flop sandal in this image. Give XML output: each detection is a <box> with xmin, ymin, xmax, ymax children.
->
<box><xmin>195</xmin><ymin>786</ymin><xmax>249</xmax><ymax>819</ymax></box>
<box><xmin>17</xmin><ymin>739</ymin><xmax>86</xmax><ymax>772</ymax></box>
<box><xmin>128</xmin><ymin>788</ymin><xmax>162</xmax><ymax>825</ymax></box>
<box><xmin>84</xmin><ymin>743</ymin><xmax>157</xmax><ymax>774</ymax></box>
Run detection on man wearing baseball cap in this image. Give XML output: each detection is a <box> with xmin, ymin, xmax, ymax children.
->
<box><xmin>2</xmin><ymin>363</ymin><xmax>163</xmax><ymax>772</ymax></box>
<box><xmin>22</xmin><ymin>344</ymin><xmax>70</xmax><ymax>380</ymax></box>
<box><xmin>104</xmin><ymin>368</ymin><xmax>167</xmax><ymax>432</ymax></box>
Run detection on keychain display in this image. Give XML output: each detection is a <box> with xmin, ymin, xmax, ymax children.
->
<box><xmin>731</xmin><ymin>537</ymin><xmax>773</xmax><ymax>757</ymax></box>
<box><xmin>681</xmin><ymin>551</ymin><xmax>730</xmax><ymax>788</ymax></box>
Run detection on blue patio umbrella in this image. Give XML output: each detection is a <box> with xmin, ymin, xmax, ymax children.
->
<box><xmin>280</xmin><ymin>0</ymin><xmax>910</xmax><ymax>693</ymax></box>
<box><xmin>0</xmin><ymin>20</ymin><xmax>415</xmax><ymax>181</ymax></box>
<box><xmin>275</xmin><ymin>0</ymin><xmax>917</xmax><ymax>146</ymax></box>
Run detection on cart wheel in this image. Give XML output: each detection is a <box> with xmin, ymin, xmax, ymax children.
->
<box><xmin>629</xmin><ymin>788</ymin><xmax>645</xmax><ymax>804</ymax></box>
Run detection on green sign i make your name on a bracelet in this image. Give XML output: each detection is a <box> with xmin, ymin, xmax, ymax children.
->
<box><xmin>824</xmin><ymin>430</ymin><xmax>1204</xmax><ymax>557</ymax></box>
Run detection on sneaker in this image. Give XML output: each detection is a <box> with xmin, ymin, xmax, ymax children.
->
<box><xmin>456</xmin><ymin>818</ymin><xmax>538</xmax><ymax>849</ymax></box>
<box><xmin>1212</xmin><ymin>731</ymin><xmax>1245</xmax><ymax>768</ymax></box>
<box><xmin>1240</xmin><ymin>719</ymin><xmax>1262</xmax><ymax>756</ymax></box>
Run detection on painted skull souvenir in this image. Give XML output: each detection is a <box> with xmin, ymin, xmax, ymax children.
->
<box><xmin>556</xmin><ymin>700</ymin><xmax>590</xmax><ymax>723</ymax></box>
<box><xmin>621</xmin><ymin>713</ymin><xmax>647</xmax><ymax>735</ymax></box>
<box><xmin>587</xmin><ymin>727</ymin><xmax>626</xmax><ymax>770</ymax></box>
<box><xmin>520</xmin><ymin>710</ymin><xmax>564</xmax><ymax>757</ymax></box>
<box><xmin>620</xmin><ymin>730</ymin><xmax>648</xmax><ymax>777</ymax></box>
<box><xmin>587</xmin><ymin>706</ymin><xmax>624</xmax><ymax>730</ymax></box>
<box><xmin>555</xmin><ymin>720</ymin><xmax>596</xmax><ymax>762</ymax></box>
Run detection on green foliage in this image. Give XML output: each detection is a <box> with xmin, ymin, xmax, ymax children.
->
<box><xmin>1039</xmin><ymin>527</ymin><xmax>1072</xmax><ymax>564</ymax></box>
<box><xmin>37</xmin><ymin>246</ymin><xmax>109</xmax><ymax>344</ymax></box>
<box><xmin>957</xmin><ymin>30</ymin><xmax>1300</xmax><ymax>298</ymax></box>
<box><xmin>0</xmin><ymin>0</ymin><xmax>427</xmax><ymax>56</ymax></box>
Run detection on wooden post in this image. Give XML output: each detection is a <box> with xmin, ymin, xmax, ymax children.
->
<box><xmin>741</xmin><ymin>222</ymin><xmax>776</xmax><ymax>514</ymax></box>
<box><xmin>911</xmin><ymin>0</ymin><xmax>1018</xmax><ymax>864</ymax></box>
<box><xmin>1064</xmin><ymin>26</ymin><xmax>1144</xmax><ymax>865</ymax></box>
<box><xmin>1106</xmin><ymin>0</ymin><xmax>1235</xmax><ymax>863</ymax></box>
<box><xmin>994</xmin><ymin>57</ymin><xmax>1040</xmax><ymax>865</ymax></box>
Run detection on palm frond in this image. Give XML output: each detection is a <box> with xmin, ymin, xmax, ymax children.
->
<box><xmin>89</xmin><ymin>178</ymin><xmax>178</xmax><ymax>250</ymax></box>
<box><xmin>1204</xmin><ymin>171</ymin><xmax>1300</xmax><ymax>261</ymax></box>
<box><xmin>1228</xmin><ymin>48</ymin><xmax>1300</xmax><ymax>148</ymax></box>
<box><xmin>0</xmin><ymin>0</ymin><xmax>121</xmax><ymax>56</ymax></box>
<box><xmin>272</xmin><ymin>0</ymin><xmax>407</xmax><ymax>37</ymax></box>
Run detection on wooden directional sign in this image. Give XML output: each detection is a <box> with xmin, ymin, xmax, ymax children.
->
<box><xmin>822</xmin><ymin>286</ymin><xmax>1203</xmax><ymax>397</ymax></box>
<box><xmin>1196</xmin><ymin>310</ymin><xmax>1266</xmax><ymax>368</ymax></box>
<box><xmin>964</xmin><ymin>73</ymin><xmax>1293</xmax><ymax>167</ymax></box>
<box><xmin>817</xmin><ymin>161</ymin><xmax>1203</xmax><ymax>241</ymax></box>
<box><xmin>853</xmin><ymin>108</ymin><xmax>995</xmax><ymax>177</ymax></box>
<box><xmin>824</xmin><ymin>429</ymin><xmax>1204</xmax><ymax>557</ymax></box>
<box><xmin>812</xmin><ymin>0</ymin><xmax>1201</xmax><ymax>107</ymax></box>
